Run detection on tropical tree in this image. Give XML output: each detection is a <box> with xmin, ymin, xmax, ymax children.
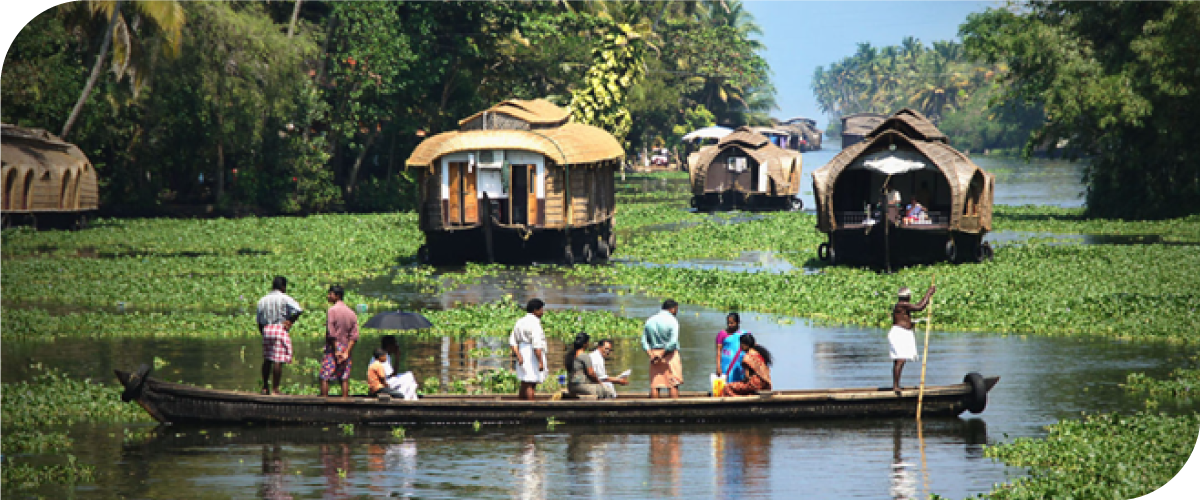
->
<box><xmin>59</xmin><ymin>0</ymin><xmax>184</xmax><ymax>139</ymax></box>
<box><xmin>962</xmin><ymin>1</ymin><xmax>1200</xmax><ymax>218</ymax></box>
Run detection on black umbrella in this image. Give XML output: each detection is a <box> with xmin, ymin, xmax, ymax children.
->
<box><xmin>363</xmin><ymin>311</ymin><xmax>433</xmax><ymax>331</ymax></box>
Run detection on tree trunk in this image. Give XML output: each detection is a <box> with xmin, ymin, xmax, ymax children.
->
<box><xmin>287</xmin><ymin>0</ymin><xmax>303</xmax><ymax>38</ymax></box>
<box><xmin>345</xmin><ymin>130</ymin><xmax>379</xmax><ymax>199</ymax></box>
<box><xmin>62</xmin><ymin>0</ymin><xmax>125</xmax><ymax>140</ymax></box>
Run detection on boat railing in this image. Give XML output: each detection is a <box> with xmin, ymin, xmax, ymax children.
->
<box><xmin>835</xmin><ymin>210</ymin><xmax>950</xmax><ymax>228</ymax></box>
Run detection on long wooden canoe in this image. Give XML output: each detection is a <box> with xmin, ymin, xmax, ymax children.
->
<box><xmin>115</xmin><ymin>368</ymin><xmax>999</xmax><ymax>426</ymax></box>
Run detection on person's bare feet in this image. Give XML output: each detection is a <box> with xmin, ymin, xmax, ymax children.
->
<box><xmin>261</xmin><ymin>388</ymin><xmax>271</xmax><ymax>395</ymax></box>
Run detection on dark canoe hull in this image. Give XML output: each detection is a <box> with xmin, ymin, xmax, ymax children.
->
<box><xmin>116</xmin><ymin>370</ymin><xmax>999</xmax><ymax>426</ymax></box>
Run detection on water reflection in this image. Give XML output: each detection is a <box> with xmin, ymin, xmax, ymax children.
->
<box><xmin>260</xmin><ymin>445</ymin><xmax>294</xmax><ymax>500</ymax></box>
<box><xmin>512</xmin><ymin>435</ymin><xmax>546</xmax><ymax>500</ymax></box>
<box><xmin>103</xmin><ymin>420</ymin><xmax>1002</xmax><ymax>499</ymax></box>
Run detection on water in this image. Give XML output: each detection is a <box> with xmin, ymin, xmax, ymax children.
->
<box><xmin>6</xmin><ymin>271</ymin><xmax>1194</xmax><ymax>498</ymax></box>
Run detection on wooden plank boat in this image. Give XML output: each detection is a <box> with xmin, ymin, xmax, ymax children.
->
<box><xmin>116</xmin><ymin>368</ymin><xmax>999</xmax><ymax>426</ymax></box>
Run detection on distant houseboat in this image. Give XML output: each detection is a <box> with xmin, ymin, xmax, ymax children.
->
<box><xmin>688</xmin><ymin>127</ymin><xmax>803</xmax><ymax>211</ymax></box>
<box><xmin>405</xmin><ymin>99</ymin><xmax>623</xmax><ymax>265</ymax></box>
<box><xmin>812</xmin><ymin>109</ymin><xmax>995</xmax><ymax>269</ymax></box>
<box><xmin>1</xmin><ymin>124</ymin><xmax>99</xmax><ymax>229</ymax></box>
<box><xmin>778</xmin><ymin>117</ymin><xmax>823</xmax><ymax>152</ymax></box>
<box><xmin>840</xmin><ymin>113</ymin><xmax>887</xmax><ymax>149</ymax></box>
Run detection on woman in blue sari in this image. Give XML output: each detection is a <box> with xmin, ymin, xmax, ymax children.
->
<box><xmin>715</xmin><ymin>313</ymin><xmax>747</xmax><ymax>383</ymax></box>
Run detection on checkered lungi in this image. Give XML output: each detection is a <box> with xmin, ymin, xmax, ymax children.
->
<box><xmin>319</xmin><ymin>341</ymin><xmax>352</xmax><ymax>381</ymax></box>
<box><xmin>262</xmin><ymin>323</ymin><xmax>293</xmax><ymax>363</ymax></box>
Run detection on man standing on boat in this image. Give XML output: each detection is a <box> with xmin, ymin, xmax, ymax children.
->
<box><xmin>509</xmin><ymin>298</ymin><xmax>548</xmax><ymax>400</ymax></box>
<box><xmin>889</xmin><ymin>285</ymin><xmax>935</xmax><ymax>393</ymax></box>
<box><xmin>257</xmin><ymin>276</ymin><xmax>303</xmax><ymax>395</ymax></box>
<box><xmin>321</xmin><ymin>285</ymin><xmax>359</xmax><ymax>398</ymax></box>
<box><xmin>643</xmin><ymin>299</ymin><xmax>683</xmax><ymax>399</ymax></box>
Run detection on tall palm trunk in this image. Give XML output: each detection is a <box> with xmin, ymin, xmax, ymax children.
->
<box><xmin>62</xmin><ymin>0</ymin><xmax>126</xmax><ymax>140</ymax></box>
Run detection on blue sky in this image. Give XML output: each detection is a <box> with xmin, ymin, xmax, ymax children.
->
<box><xmin>744</xmin><ymin>0</ymin><xmax>1000</xmax><ymax>127</ymax></box>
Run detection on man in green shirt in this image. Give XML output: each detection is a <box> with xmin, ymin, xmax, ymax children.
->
<box><xmin>642</xmin><ymin>299</ymin><xmax>683</xmax><ymax>399</ymax></box>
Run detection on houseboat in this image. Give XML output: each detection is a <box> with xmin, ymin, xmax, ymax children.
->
<box><xmin>778</xmin><ymin>117</ymin><xmax>823</xmax><ymax>151</ymax></box>
<box><xmin>406</xmin><ymin>99</ymin><xmax>623</xmax><ymax>265</ymax></box>
<box><xmin>812</xmin><ymin>109</ymin><xmax>995</xmax><ymax>269</ymax></box>
<box><xmin>1</xmin><ymin>124</ymin><xmax>99</xmax><ymax>229</ymax></box>
<box><xmin>688</xmin><ymin>127</ymin><xmax>803</xmax><ymax>212</ymax></box>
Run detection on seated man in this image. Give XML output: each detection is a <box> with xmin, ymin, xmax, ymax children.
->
<box><xmin>367</xmin><ymin>348</ymin><xmax>400</xmax><ymax>397</ymax></box>
<box><xmin>589</xmin><ymin>339</ymin><xmax>629</xmax><ymax>398</ymax></box>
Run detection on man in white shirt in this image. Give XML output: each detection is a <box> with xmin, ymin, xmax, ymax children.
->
<box><xmin>589</xmin><ymin>339</ymin><xmax>629</xmax><ymax>398</ymax></box>
<box><xmin>509</xmin><ymin>298</ymin><xmax>548</xmax><ymax>400</ymax></box>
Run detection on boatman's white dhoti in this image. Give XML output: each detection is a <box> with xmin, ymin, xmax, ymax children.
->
<box><xmin>515</xmin><ymin>343</ymin><xmax>546</xmax><ymax>383</ymax></box>
<box><xmin>888</xmin><ymin>326</ymin><xmax>919</xmax><ymax>361</ymax></box>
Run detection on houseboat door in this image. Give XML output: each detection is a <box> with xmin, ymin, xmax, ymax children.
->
<box><xmin>510</xmin><ymin>164</ymin><xmax>537</xmax><ymax>225</ymax></box>
<box><xmin>446</xmin><ymin>162</ymin><xmax>479</xmax><ymax>225</ymax></box>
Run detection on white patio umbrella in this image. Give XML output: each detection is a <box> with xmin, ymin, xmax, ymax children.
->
<box><xmin>860</xmin><ymin>150</ymin><xmax>927</xmax><ymax>175</ymax></box>
<box><xmin>681</xmin><ymin>125</ymin><xmax>733</xmax><ymax>142</ymax></box>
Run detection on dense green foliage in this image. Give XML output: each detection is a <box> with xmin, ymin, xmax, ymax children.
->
<box><xmin>811</xmin><ymin>38</ymin><xmax>1041</xmax><ymax>152</ymax></box>
<box><xmin>961</xmin><ymin>2</ymin><xmax>1200</xmax><ymax>219</ymax></box>
<box><xmin>2</xmin><ymin>1</ymin><xmax>773</xmax><ymax>215</ymax></box>
<box><xmin>981</xmin><ymin>412</ymin><xmax>1199</xmax><ymax>500</ymax></box>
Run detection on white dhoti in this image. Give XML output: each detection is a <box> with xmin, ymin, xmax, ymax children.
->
<box><xmin>516</xmin><ymin>343</ymin><xmax>546</xmax><ymax>384</ymax></box>
<box><xmin>888</xmin><ymin>326</ymin><xmax>919</xmax><ymax>361</ymax></box>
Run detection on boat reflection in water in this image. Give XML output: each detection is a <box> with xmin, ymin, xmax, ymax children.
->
<box><xmin>119</xmin><ymin>420</ymin><xmax>990</xmax><ymax>499</ymax></box>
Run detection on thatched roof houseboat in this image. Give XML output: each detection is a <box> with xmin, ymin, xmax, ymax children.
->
<box><xmin>406</xmin><ymin>99</ymin><xmax>623</xmax><ymax>265</ymax></box>
<box><xmin>1</xmin><ymin>124</ymin><xmax>99</xmax><ymax>229</ymax></box>
<box><xmin>688</xmin><ymin>127</ymin><xmax>803</xmax><ymax>211</ymax></box>
<box><xmin>812</xmin><ymin>109</ymin><xmax>995</xmax><ymax>268</ymax></box>
<box><xmin>778</xmin><ymin>117</ymin><xmax>823</xmax><ymax>151</ymax></box>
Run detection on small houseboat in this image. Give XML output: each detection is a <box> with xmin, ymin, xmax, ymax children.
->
<box><xmin>1</xmin><ymin>124</ymin><xmax>99</xmax><ymax>229</ymax></box>
<box><xmin>778</xmin><ymin>117</ymin><xmax>823</xmax><ymax>151</ymax></box>
<box><xmin>840</xmin><ymin>113</ymin><xmax>887</xmax><ymax>149</ymax></box>
<box><xmin>812</xmin><ymin>109</ymin><xmax>995</xmax><ymax>269</ymax></box>
<box><xmin>406</xmin><ymin>99</ymin><xmax>623</xmax><ymax>265</ymax></box>
<box><xmin>688</xmin><ymin>127</ymin><xmax>803</xmax><ymax>211</ymax></box>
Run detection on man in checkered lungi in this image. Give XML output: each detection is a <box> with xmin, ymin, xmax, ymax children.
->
<box><xmin>257</xmin><ymin>276</ymin><xmax>303</xmax><ymax>395</ymax></box>
<box><xmin>321</xmin><ymin>284</ymin><xmax>359</xmax><ymax>398</ymax></box>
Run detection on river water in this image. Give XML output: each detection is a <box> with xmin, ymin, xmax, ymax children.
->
<box><xmin>5</xmin><ymin>143</ymin><xmax>1194</xmax><ymax>499</ymax></box>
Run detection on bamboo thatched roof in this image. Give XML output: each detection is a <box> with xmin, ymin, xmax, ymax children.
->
<box><xmin>690</xmin><ymin>126</ymin><xmax>802</xmax><ymax>192</ymax></box>
<box><xmin>457</xmin><ymin>99</ymin><xmax>571</xmax><ymax>128</ymax></box>
<box><xmin>408</xmin><ymin>100</ymin><xmax>623</xmax><ymax>168</ymax></box>
<box><xmin>865</xmin><ymin>108</ymin><xmax>947</xmax><ymax>143</ymax></box>
<box><xmin>841</xmin><ymin>113</ymin><xmax>888</xmax><ymax>136</ymax></box>
<box><xmin>1</xmin><ymin>125</ymin><xmax>89</xmax><ymax>173</ymax></box>
<box><xmin>813</xmin><ymin>110</ymin><xmax>993</xmax><ymax>233</ymax></box>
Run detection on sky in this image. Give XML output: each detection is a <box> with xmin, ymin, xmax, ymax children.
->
<box><xmin>743</xmin><ymin>0</ymin><xmax>1000</xmax><ymax>128</ymax></box>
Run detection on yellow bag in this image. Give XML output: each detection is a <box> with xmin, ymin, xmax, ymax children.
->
<box><xmin>710</xmin><ymin>373</ymin><xmax>726</xmax><ymax>396</ymax></box>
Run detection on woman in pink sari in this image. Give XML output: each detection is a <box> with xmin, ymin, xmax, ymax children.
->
<box><xmin>720</xmin><ymin>334</ymin><xmax>773</xmax><ymax>396</ymax></box>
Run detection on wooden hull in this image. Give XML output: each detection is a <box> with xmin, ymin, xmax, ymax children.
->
<box><xmin>116</xmin><ymin>370</ymin><xmax>999</xmax><ymax>426</ymax></box>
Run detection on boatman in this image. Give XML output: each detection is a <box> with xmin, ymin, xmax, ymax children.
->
<box><xmin>257</xmin><ymin>276</ymin><xmax>303</xmax><ymax>395</ymax></box>
<box><xmin>509</xmin><ymin>298</ymin><xmax>548</xmax><ymax>400</ymax></box>
<box><xmin>643</xmin><ymin>299</ymin><xmax>683</xmax><ymax>399</ymax></box>
<box><xmin>889</xmin><ymin>285</ymin><xmax>936</xmax><ymax>393</ymax></box>
<box><xmin>321</xmin><ymin>285</ymin><xmax>359</xmax><ymax>398</ymax></box>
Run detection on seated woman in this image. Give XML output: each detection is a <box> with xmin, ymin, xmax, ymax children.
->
<box><xmin>720</xmin><ymin>334</ymin><xmax>773</xmax><ymax>396</ymax></box>
<box><xmin>566</xmin><ymin>332</ymin><xmax>605</xmax><ymax>397</ymax></box>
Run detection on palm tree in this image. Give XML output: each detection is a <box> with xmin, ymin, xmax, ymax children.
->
<box><xmin>60</xmin><ymin>0</ymin><xmax>184</xmax><ymax>139</ymax></box>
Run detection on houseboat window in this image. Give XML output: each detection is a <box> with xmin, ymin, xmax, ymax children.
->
<box><xmin>477</xmin><ymin>167</ymin><xmax>507</xmax><ymax>199</ymax></box>
<box><xmin>727</xmin><ymin>157</ymin><xmax>748</xmax><ymax>173</ymax></box>
<box><xmin>479</xmin><ymin>150</ymin><xmax>496</xmax><ymax>164</ymax></box>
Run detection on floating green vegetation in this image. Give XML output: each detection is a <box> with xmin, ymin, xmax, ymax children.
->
<box><xmin>1124</xmin><ymin>361</ymin><xmax>1200</xmax><ymax>405</ymax></box>
<box><xmin>1</xmin><ymin>297</ymin><xmax>640</xmax><ymax>343</ymax></box>
<box><xmin>993</xmin><ymin>206</ymin><xmax>1200</xmax><ymax>243</ymax></box>
<box><xmin>982</xmin><ymin>412</ymin><xmax>1200</xmax><ymax>500</ymax></box>
<box><xmin>1</xmin><ymin>365</ymin><xmax>153</xmax><ymax>428</ymax></box>
<box><xmin>1</xmin><ymin>455</ymin><xmax>96</xmax><ymax>491</ymax></box>
<box><xmin>1</xmin><ymin>365</ymin><xmax>151</xmax><ymax>491</ymax></box>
